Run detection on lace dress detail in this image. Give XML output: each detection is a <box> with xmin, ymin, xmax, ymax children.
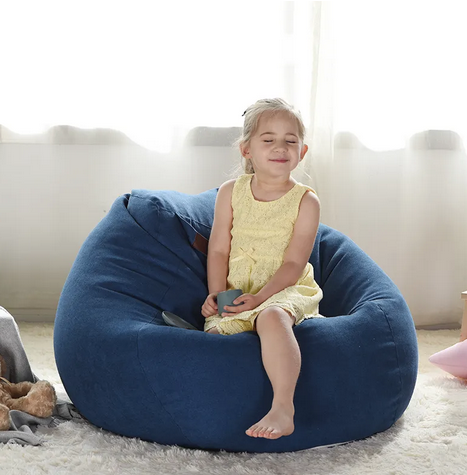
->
<box><xmin>204</xmin><ymin>174</ymin><xmax>323</xmax><ymax>335</ymax></box>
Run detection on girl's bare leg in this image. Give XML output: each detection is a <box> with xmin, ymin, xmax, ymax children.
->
<box><xmin>246</xmin><ymin>306</ymin><xmax>300</xmax><ymax>439</ymax></box>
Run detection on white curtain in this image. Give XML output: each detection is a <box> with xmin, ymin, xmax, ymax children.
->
<box><xmin>305</xmin><ymin>2</ymin><xmax>467</xmax><ymax>326</ymax></box>
<box><xmin>0</xmin><ymin>0</ymin><xmax>310</xmax><ymax>151</ymax></box>
<box><xmin>1</xmin><ymin>1</ymin><xmax>466</xmax><ymax>325</ymax></box>
<box><xmin>2</xmin><ymin>1</ymin><xmax>466</xmax><ymax>148</ymax></box>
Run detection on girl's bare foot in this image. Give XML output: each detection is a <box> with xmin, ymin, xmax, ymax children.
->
<box><xmin>245</xmin><ymin>403</ymin><xmax>294</xmax><ymax>439</ymax></box>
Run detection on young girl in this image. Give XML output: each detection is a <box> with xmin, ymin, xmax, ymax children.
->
<box><xmin>201</xmin><ymin>98</ymin><xmax>323</xmax><ymax>440</ymax></box>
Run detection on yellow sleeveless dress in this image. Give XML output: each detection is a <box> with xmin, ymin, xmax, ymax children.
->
<box><xmin>204</xmin><ymin>174</ymin><xmax>323</xmax><ymax>335</ymax></box>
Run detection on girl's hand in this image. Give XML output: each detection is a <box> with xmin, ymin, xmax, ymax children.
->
<box><xmin>222</xmin><ymin>293</ymin><xmax>261</xmax><ymax>316</ymax></box>
<box><xmin>201</xmin><ymin>292</ymin><xmax>219</xmax><ymax>318</ymax></box>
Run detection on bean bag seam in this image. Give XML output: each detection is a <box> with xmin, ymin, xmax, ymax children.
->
<box><xmin>374</xmin><ymin>300</ymin><xmax>402</xmax><ymax>426</ymax></box>
<box><xmin>136</xmin><ymin>319</ymin><xmax>197</xmax><ymax>448</ymax></box>
<box><xmin>122</xmin><ymin>218</ymin><xmax>179</xmax><ymax>304</ymax></box>
<box><xmin>128</xmin><ymin>195</ymin><xmax>211</xmax><ymax>264</ymax></box>
<box><xmin>175</xmin><ymin>213</ymin><xmax>212</xmax><ymax>236</ymax></box>
<box><xmin>128</xmin><ymin>196</ymin><xmax>208</xmax><ymax>269</ymax></box>
<box><xmin>130</xmin><ymin>193</ymin><xmax>212</xmax><ymax>235</ymax></box>
<box><xmin>175</xmin><ymin>213</ymin><xmax>210</xmax><ymax>258</ymax></box>
<box><xmin>127</xmin><ymin>206</ymin><xmax>202</xmax><ymax>281</ymax></box>
<box><xmin>127</xmin><ymin>199</ymin><xmax>207</xmax><ymax>311</ymax></box>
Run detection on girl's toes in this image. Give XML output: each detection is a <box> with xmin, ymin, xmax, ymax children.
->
<box><xmin>253</xmin><ymin>426</ymin><xmax>262</xmax><ymax>437</ymax></box>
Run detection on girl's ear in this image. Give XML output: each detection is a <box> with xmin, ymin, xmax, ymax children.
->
<box><xmin>300</xmin><ymin>144</ymin><xmax>309</xmax><ymax>160</ymax></box>
<box><xmin>240</xmin><ymin>142</ymin><xmax>251</xmax><ymax>158</ymax></box>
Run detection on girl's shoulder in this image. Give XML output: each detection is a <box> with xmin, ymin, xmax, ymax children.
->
<box><xmin>219</xmin><ymin>174</ymin><xmax>251</xmax><ymax>193</ymax></box>
<box><xmin>216</xmin><ymin>179</ymin><xmax>236</xmax><ymax>201</ymax></box>
<box><xmin>291</xmin><ymin>181</ymin><xmax>320</xmax><ymax>215</ymax></box>
<box><xmin>219</xmin><ymin>178</ymin><xmax>237</xmax><ymax>190</ymax></box>
<box><xmin>292</xmin><ymin>179</ymin><xmax>317</xmax><ymax>195</ymax></box>
<box><xmin>296</xmin><ymin>186</ymin><xmax>320</xmax><ymax>219</ymax></box>
<box><xmin>217</xmin><ymin>174</ymin><xmax>252</xmax><ymax>209</ymax></box>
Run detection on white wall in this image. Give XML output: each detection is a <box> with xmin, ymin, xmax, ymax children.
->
<box><xmin>1</xmin><ymin>128</ymin><xmax>466</xmax><ymax>327</ymax></box>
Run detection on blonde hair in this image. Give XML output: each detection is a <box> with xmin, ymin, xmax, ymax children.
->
<box><xmin>235</xmin><ymin>98</ymin><xmax>306</xmax><ymax>174</ymax></box>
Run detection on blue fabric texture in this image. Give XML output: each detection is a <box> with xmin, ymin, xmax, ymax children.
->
<box><xmin>54</xmin><ymin>188</ymin><xmax>418</xmax><ymax>453</ymax></box>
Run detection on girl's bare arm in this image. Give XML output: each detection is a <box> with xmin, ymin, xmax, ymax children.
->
<box><xmin>207</xmin><ymin>180</ymin><xmax>236</xmax><ymax>294</ymax></box>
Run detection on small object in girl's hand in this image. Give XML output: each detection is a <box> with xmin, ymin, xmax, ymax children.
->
<box><xmin>217</xmin><ymin>289</ymin><xmax>244</xmax><ymax>314</ymax></box>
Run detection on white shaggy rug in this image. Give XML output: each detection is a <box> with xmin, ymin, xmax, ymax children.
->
<box><xmin>1</xmin><ymin>324</ymin><xmax>466</xmax><ymax>475</ymax></box>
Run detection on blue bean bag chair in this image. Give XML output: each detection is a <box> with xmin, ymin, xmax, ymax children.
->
<box><xmin>54</xmin><ymin>188</ymin><xmax>418</xmax><ymax>453</ymax></box>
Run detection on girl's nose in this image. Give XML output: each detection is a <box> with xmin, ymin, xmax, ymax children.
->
<box><xmin>274</xmin><ymin>141</ymin><xmax>288</xmax><ymax>151</ymax></box>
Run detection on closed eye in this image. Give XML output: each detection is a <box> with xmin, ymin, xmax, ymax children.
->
<box><xmin>263</xmin><ymin>139</ymin><xmax>297</xmax><ymax>144</ymax></box>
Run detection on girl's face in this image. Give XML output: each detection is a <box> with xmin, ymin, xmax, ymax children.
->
<box><xmin>241</xmin><ymin>111</ymin><xmax>308</xmax><ymax>178</ymax></box>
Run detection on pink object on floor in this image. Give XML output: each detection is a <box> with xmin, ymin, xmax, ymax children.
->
<box><xmin>429</xmin><ymin>339</ymin><xmax>467</xmax><ymax>379</ymax></box>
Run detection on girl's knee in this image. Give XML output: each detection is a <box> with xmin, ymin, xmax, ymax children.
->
<box><xmin>255</xmin><ymin>306</ymin><xmax>296</xmax><ymax>331</ymax></box>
